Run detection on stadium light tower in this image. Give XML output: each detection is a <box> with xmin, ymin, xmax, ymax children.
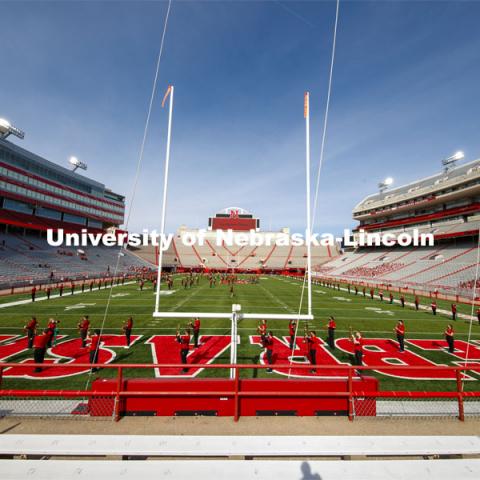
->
<box><xmin>69</xmin><ymin>156</ymin><xmax>88</xmax><ymax>173</ymax></box>
<box><xmin>378</xmin><ymin>176</ymin><xmax>394</xmax><ymax>193</ymax></box>
<box><xmin>442</xmin><ymin>151</ymin><xmax>464</xmax><ymax>173</ymax></box>
<box><xmin>0</xmin><ymin>118</ymin><xmax>25</xmax><ymax>140</ymax></box>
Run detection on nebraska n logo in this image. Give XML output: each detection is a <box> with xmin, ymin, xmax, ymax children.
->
<box><xmin>229</xmin><ymin>209</ymin><xmax>239</xmax><ymax>219</ymax></box>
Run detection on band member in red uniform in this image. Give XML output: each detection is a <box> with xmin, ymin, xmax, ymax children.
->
<box><xmin>305</xmin><ymin>331</ymin><xmax>318</xmax><ymax>373</ymax></box>
<box><xmin>354</xmin><ymin>286</ymin><xmax>358</xmax><ymax>295</ymax></box>
<box><xmin>59</xmin><ymin>284</ymin><xmax>64</xmax><ymax>297</ymax></box>
<box><xmin>33</xmin><ymin>329</ymin><xmax>49</xmax><ymax>373</ymax></box>
<box><xmin>414</xmin><ymin>296</ymin><xmax>420</xmax><ymax>311</ymax></box>
<box><xmin>123</xmin><ymin>316</ymin><xmax>133</xmax><ymax>347</ymax></box>
<box><xmin>370</xmin><ymin>288</ymin><xmax>374</xmax><ymax>300</ymax></box>
<box><xmin>431</xmin><ymin>301</ymin><xmax>437</xmax><ymax>316</ymax></box>
<box><xmin>189</xmin><ymin>317</ymin><xmax>201</xmax><ymax>348</ymax></box>
<box><xmin>89</xmin><ymin>281</ymin><xmax>94</xmax><ymax>292</ymax></box>
<box><xmin>288</xmin><ymin>320</ymin><xmax>296</xmax><ymax>350</ymax></box>
<box><xmin>88</xmin><ymin>329</ymin><xmax>102</xmax><ymax>372</ymax></box>
<box><xmin>176</xmin><ymin>328</ymin><xmax>191</xmax><ymax>373</ymax></box>
<box><xmin>389</xmin><ymin>292</ymin><xmax>394</xmax><ymax>304</ymax></box>
<box><xmin>394</xmin><ymin>320</ymin><xmax>405</xmax><ymax>352</ymax></box>
<box><xmin>70</xmin><ymin>282</ymin><xmax>75</xmax><ymax>295</ymax></box>
<box><xmin>350</xmin><ymin>330</ymin><xmax>364</xmax><ymax>366</ymax></box>
<box><xmin>24</xmin><ymin>316</ymin><xmax>37</xmax><ymax>349</ymax></box>
<box><xmin>31</xmin><ymin>286</ymin><xmax>37</xmax><ymax>302</ymax></box>
<box><xmin>257</xmin><ymin>320</ymin><xmax>267</xmax><ymax>344</ymax></box>
<box><xmin>379</xmin><ymin>290</ymin><xmax>384</xmax><ymax>302</ymax></box>
<box><xmin>362</xmin><ymin>286</ymin><xmax>366</xmax><ymax>297</ymax></box>
<box><xmin>451</xmin><ymin>303</ymin><xmax>457</xmax><ymax>321</ymax></box>
<box><xmin>77</xmin><ymin>315</ymin><xmax>90</xmax><ymax>348</ymax></box>
<box><xmin>139</xmin><ymin>279</ymin><xmax>144</xmax><ymax>291</ymax></box>
<box><xmin>46</xmin><ymin>318</ymin><xmax>58</xmax><ymax>347</ymax></box>
<box><xmin>81</xmin><ymin>282</ymin><xmax>85</xmax><ymax>293</ymax></box>
<box><xmin>326</xmin><ymin>316</ymin><xmax>336</xmax><ymax>350</ymax></box>
<box><xmin>265</xmin><ymin>332</ymin><xmax>274</xmax><ymax>373</ymax></box>
<box><xmin>400</xmin><ymin>294</ymin><xmax>405</xmax><ymax>308</ymax></box>
<box><xmin>46</xmin><ymin>286</ymin><xmax>51</xmax><ymax>300</ymax></box>
<box><xmin>347</xmin><ymin>284</ymin><xmax>351</xmax><ymax>294</ymax></box>
<box><xmin>445</xmin><ymin>324</ymin><xmax>455</xmax><ymax>353</ymax></box>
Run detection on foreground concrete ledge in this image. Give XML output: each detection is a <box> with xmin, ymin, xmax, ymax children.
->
<box><xmin>1</xmin><ymin>416</ymin><xmax>480</xmax><ymax>436</ymax></box>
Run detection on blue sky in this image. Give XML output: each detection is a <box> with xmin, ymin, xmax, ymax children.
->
<box><xmin>1</xmin><ymin>0</ymin><xmax>480</xmax><ymax>235</ymax></box>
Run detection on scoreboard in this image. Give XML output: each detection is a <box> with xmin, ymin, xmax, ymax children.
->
<box><xmin>209</xmin><ymin>207</ymin><xmax>259</xmax><ymax>231</ymax></box>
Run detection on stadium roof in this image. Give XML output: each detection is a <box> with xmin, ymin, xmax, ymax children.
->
<box><xmin>354</xmin><ymin>158</ymin><xmax>480</xmax><ymax>212</ymax></box>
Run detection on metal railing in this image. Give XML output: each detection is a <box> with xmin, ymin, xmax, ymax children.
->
<box><xmin>0</xmin><ymin>363</ymin><xmax>479</xmax><ymax>422</ymax></box>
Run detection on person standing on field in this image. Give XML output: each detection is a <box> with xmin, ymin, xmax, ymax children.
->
<box><xmin>123</xmin><ymin>316</ymin><xmax>133</xmax><ymax>348</ymax></box>
<box><xmin>189</xmin><ymin>317</ymin><xmax>201</xmax><ymax>348</ymax></box>
<box><xmin>33</xmin><ymin>329</ymin><xmax>49</xmax><ymax>373</ymax></box>
<box><xmin>326</xmin><ymin>316</ymin><xmax>336</xmax><ymax>350</ymax></box>
<box><xmin>445</xmin><ymin>324</ymin><xmax>455</xmax><ymax>353</ymax></box>
<box><xmin>451</xmin><ymin>303</ymin><xmax>457</xmax><ymax>321</ymax></box>
<box><xmin>24</xmin><ymin>316</ymin><xmax>37</xmax><ymax>349</ymax></box>
<box><xmin>77</xmin><ymin>315</ymin><xmax>90</xmax><ymax>348</ymax></box>
<box><xmin>394</xmin><ymin>320</ymin><xmax>405</xmax><ymax>352</ymax></box>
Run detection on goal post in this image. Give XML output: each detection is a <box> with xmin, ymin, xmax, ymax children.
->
<box><xmin>152</xmin><ymin>89</ymin><xmax>315</xmax><ymax>378</ymax></box>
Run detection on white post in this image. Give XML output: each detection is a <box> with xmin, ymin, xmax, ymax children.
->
<box><xmin>304</xmin><ymin>91</ymin><xmax>312</xmax><ymax>317</ymax></box>
<box><xmin>155</xmin><ymin>85</ymin><xmax>174</xmax><ymax>313</ymax></box>
<box><xmin>230</xmin><ymin>310</ymin><xmax>237</xmax><ymax>379</ymax></box>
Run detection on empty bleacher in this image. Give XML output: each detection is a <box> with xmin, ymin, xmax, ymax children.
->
<box><xmin>318</xmin><ymin>240</ymin><xmax>480</xmax><ymax>294</ymax></box>
<box><xmin>0</xmin><ymin>435</ymin><xmax>479</xmax><ymax>480</ymax></box>
<box><xmin>0</xmin><ymin>232</ymin><xmax>153</xmax><ymax>288</ymax></box>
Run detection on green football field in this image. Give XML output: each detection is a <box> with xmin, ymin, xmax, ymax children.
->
<box><xmin>0</xmin><ymin>274</ymin><xmax>479</xmax><ymax>393</ymax></box>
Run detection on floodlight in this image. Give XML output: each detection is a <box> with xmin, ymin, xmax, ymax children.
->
<box><xmin>69</xmin><ymin>156</ymin><xmax>88</xmax><ymax>172</ymax></box>
<box><xmin>0</xmin><ymin>118</ymin><xmax>25</xmax><ymax>140</ymax></box>
<box><xmin>442</xmin><ymin>151</ymin><xmax>465</xmax><ymax>172</ymax></box>
<box><xmin>378</xmin><ymin>177</ymin><xmax>394</xmax><ymax>192</ymax></box>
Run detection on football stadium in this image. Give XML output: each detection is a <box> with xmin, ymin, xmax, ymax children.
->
<box><xmin>0</xmin><ymin>0</ymin><xmax>480</xmax><ymax>479</ymax></box>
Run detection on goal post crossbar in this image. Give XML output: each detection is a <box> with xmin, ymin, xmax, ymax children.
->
<box><xmin>152</xmin><ymin>311</ymin><xmax>313</xmax><ymax>320</ymax></box>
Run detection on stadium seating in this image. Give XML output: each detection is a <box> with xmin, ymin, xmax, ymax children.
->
<box><xmin>1</xmin><ymin>434</ymin><xmax>479</xmax><ymax>457</ymax></box>
<box><xmin>3</xmin><ymin>459</ymin><xmax>480</xmax><ymax>480</ymax></box>
<box><xmin>157</xmin><ymin>235</ymin><xmax>335</xmax><ymax>271</ymax></box>
<box><xmin>0</xmin><ymin>436</ymin><xmax>479</xmax><ymax>480</ymax></box>
<box><xmin>0</xmin><ymin>232</ymin><xmax>153</xmax><ymax>288</ymax></box>
<box><xmin>318</xmin><ymin>240</ymin><xmax>480</xmax><ymax>294</ymax></box>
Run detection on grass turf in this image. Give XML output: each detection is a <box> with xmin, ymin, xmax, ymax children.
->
<box><xmin>0</xmin><ymin>274</ymin><xmax>479</xmax><ymax>392</ymax></box>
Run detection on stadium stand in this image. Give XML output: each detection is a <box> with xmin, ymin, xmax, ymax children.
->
<box><xmin>0</xmin><ymin>136</ymin><xmax>153</xmax><ymax>288</ymax></box>
<box><xmin>0</xmin><ymin>435</ymin><xmax>479</xmax><ymax>479</ymax></box>
<box><xmin>1</xmin><ymin>434</ymin><xmax>479</xmax><ymax>458</ymax></box>
<box><xmin>318</xmin><ymin>158</ymin><xmax>480</xmax><ymax>296</ymax></box>
<box><xmin>136</xmin><ymin>208</ymin><xmax>337</xmax><ymax>272</ymax></box>
<box><xmin>0</xmin><ymin>231</ymin><xmax>152</xmax><ymax>288</ymax></box>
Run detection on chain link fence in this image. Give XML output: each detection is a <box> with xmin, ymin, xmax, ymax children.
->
<box><xmin>0</xmin><ymin>394</ymin><xmax>115</xmax><ymax>420</ymax></box>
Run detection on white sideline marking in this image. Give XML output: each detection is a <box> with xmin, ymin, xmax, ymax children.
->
<box><xmin>332</xmin><ymin>296</ymin><xmax>351</xmax><ymax>302</ymax></box>
<box><xmin>365</xmin><ymin>307</ymin><xmax>395</xmax><ymax>316</ymax></box>
<box><xmin>152</xmin><ymin>290</ymin><xmax>175</xmax><ymax>296</ymax></box>
<box><xmin>64</xmin><ymin>303</ymin><xmax>96</xmax><ymax>311</ymax></box>
<box><xmin>0</xmin><ymin>281</ymin><xmax>136</xmax><ymax>310</ymax></box>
